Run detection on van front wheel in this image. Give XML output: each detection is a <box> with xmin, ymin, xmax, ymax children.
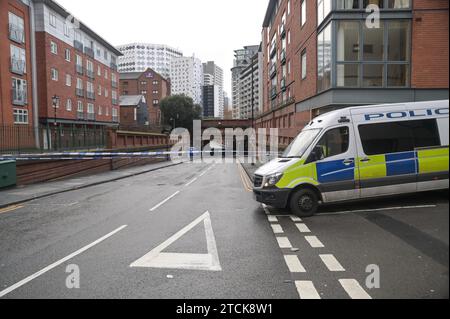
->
<box><xmin>290</xmin><ymin>189</ymin><xmax>319</xmax><ymax>218</ymax></box>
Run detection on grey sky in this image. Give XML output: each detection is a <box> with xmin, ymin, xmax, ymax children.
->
<box><xmin>56</xmin><ymin>0</ymin><xmax>268</xmax><ymax>99</ymax></box>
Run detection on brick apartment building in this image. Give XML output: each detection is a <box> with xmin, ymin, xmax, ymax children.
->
<box><xmin>119</xmin><ymin>68</ymin><xmax>171</xmax><ymax>126</ymax></box>
<box><xmin>0</xmin><ymin>0</ymin><xmax>36</xmax><ymax>149</ymax></box>
<box><xmin>258</xmin><ymin>0</ymin><xmax>449</xmax><ymax>148</ymax></box>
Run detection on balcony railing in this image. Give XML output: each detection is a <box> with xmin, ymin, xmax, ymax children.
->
<box><xmin>74</xmin><ymin>40</ymin><xmax>84</xmax><ymax>53</ymax></box>
<box><xmin>270</xmin><ymin>86</ymin><xmax>277</xmax><ymax>100</ymax></box>
<box><xmin>281</xmin><ymin>77</ymin><xmax>287</xmax><ymax>91</ymax></box>
<box><xmin>269</xmin><ymin>63</ymin><xmax>277</xmax><ymax>79</ymax></box>
<box><xmin>86</xmin><ymin>91</ymin><xmax>95</xmax><ymax>100</ymax></box>
<box><xmin>9</xmin><ymin>23</ymin><xmax>25</xmax><ymax>44</ymax></box>
<box><xmin>76</xmin><ymin>88</ymin><xmax>85</xmax><ymax>97</ymax></box>
<box><xmin>110</xmin><ymin>62</ymin><xmax>118</xmax><ymax>72</ymax></box>
<box><xmin>84</xmin><ymin>47</ymin><xmax>95</xmax><ymax>59</ymax></box>
<box><xmin>76</xmin><ymin>64</ymin><xmax>84</xmax><ymax>75</ymax></box>
<box><xmin>87</xmin><ymin>112</ymin><xmax>95</xmax><ymax>121</ymax></box>
<box><xmin>77</xmin><ymin>111</ymin><xmax>85</xmax><ymax>120</ymax></box>
<box><xmin>112</xmin><ymin>116</ymin><xmax>119</xmax><ymax>123</ymax></box>
<box><xmin>280</xmin><ymin>50</ymin><xmax>286</xmax><ymax>65</ymax></box>
<box><xmin>86</xmin><ymin>69</ymin><xmax>95</xmax><ymax>79</ymax></box>
<box><xmin>11</xmin><ymin>89</ymin><xmax>27</xmax><ymax>105</ymax></box>
<box><xmin>10</xmin><ymin>58</ymin><xmax>26</xmax><ymax>75</ymax></box>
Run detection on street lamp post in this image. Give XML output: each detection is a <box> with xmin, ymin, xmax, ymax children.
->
<box><xmin>52</xmin><ymin>95</ymin><xmax>60</xmax><ymax>150</ymax></box>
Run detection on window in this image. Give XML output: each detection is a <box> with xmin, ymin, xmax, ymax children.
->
<box><xmin>51</xmin><ymin>68</ymin><xmax>58</xmax><ymax>81</ymax></box>
<box><xmin>65</xmin><ymin>48</ymin><xmax>71</xmax><ymax>61</ymax></box>
<box><xmin>76</xmin><ymin>78</ymin><xmax>83</xmax><ymax>89</ymax></box>
<box><xmin>8</xmin><ymin>12</ymin><xmax>25</xmax><ymax>43</ymax></box>
<box><xmin>97</xmin><ymin>66</ymin><xmax>101</xmax><ymax>76</ymax></box>
<box><xmin>388</xmin><ymin>20</ymin><xmax>410</xmax><ymax>61</ymax></box>
<box><xmin>98</xmin><ymin>85</ymin><xmax>102</xmax><ymax>96</ymax></box>
<box><xmin>64</xmin><ymin>23</ymin><xmax>70</xmax><ymax>37</ymax></box>
<box><xmin>364</xmin><ymin>0</ymin><xmax>384</xmax><ymax>8</ymax></box>
<box><xmin>388</xmin><ymin>0</ymin><xmax>410</xmax><ymax>8</ymax></box>
<box><xmin>337</xmin><ymin>21</ymin><xmax>359</xmax><ymax>62</ymax></box>
<box><xmin>337</xmin><ymin>0</ymin><xmax>360</xmax><ymax>9</ymax></box>
<box><xmin>153</xmin><ymin>90</ymin><xmax>159</xmax><ymax>94</ymax></box>
<box><xmin>50</xmin><ymin>41</ymin><xmax>58</xmax><ymax>54</ymax></box>
<box><xmin>66</xmin><ymin>99</ymin><xmax>72</xmax><ymax>111</ymax></box>
<box><xmin>153</xmin><ymin>80</ymin><xmax>159</xmax><ymax>85</ymax></box>
<box><xmin>317</xmin><ymin>23</ymin><xmax>332</xmax><ymax>92</ymax></box>
<box><xmin>104</xmin><ymin>69</ymin><xmax>108</xmax><ymax>79</ymax></box>
<box><xmin>301</xmin><ymin>0</ymin><xmax>306</xmax><ymax>27</ymax></box>
<box><xmin>49</xmin><ymin>13</ymin><xmax>57</xmax><ymax>27</ymax></box>
<box><xmin>105</xmin><ymin>89</ymin><xmax>109</xmax><ymax>97</ymax></box>
<box><xmin>12</xmin><ymin>78</ymin><xmax>27</xmax><ymax>105</ymax></box>
<box><xmin>317</xmin><ymin>0</ymin><xmax>331</xmax><ymax>26</ymax></box>
<box><xmin>301</xmin><ymin>50</ymin><xmax>307</xmax><ymax>79</ymax></box>
<box><xmin>13</xmin><ymin>109</ymin><xmax>28</xmax><ymax>124</ymax></box>
<box><xmin>313</xmin><ymin>127</ymin><xmax>350</xmax><ymax>160</ymax></box>
<box><xmin>363</xmin><ymin>23</ymin><xmax>384</xmax><ymax>61</ymax></box>
<box><xmin>288</xmin><ymin>0</ymin><xmax>291</xmax><ymax>15</ymax></box>
<box><xmin>98</xmin><ymin>106</ymin><xmax>102</xmax><ymax>116</ymax></box>
<box><xmin>337</xmin><ymin>64</ymin><xmax>359</xmax><ymax>87</ymax></box>
<box><xmin>77</xmin><ymin>101</ymin><xmax>83</xmax><ymax>111</ymax></box>
<box><xmin>153</xmin><ymin>99</ymin><xmax>159</xmax><ymax>105</ymax></box>
<box><xmin>76</xmin><ymin>54</ymin><xmax>82</xmax><ymax>66</ymax></box>
<box><xmin>10</xmin><ymin>45</ymin><xmax>26</xmax><ymax>74</ymax></box>
<box><xmin>66</xmin><ymin>74</ymin><xmax>72</xmax><ymax>86</ymax></box>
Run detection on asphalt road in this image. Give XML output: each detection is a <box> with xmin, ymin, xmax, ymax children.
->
<box><xmin>0</xmin><ymin>162</ymin><xmax>448</xmax><ymax>299</ymax></box>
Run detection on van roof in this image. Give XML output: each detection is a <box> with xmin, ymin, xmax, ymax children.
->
<box><xmin>304</xmin><ymin>100</ymin><xmax>449</xmax><ymax>130</ymax></box>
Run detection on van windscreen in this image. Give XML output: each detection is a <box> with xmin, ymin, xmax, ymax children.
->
<box><xmin>282</xmin><ymin>129</ymin><xmax>321</xmax><ymax>158</ymax></box>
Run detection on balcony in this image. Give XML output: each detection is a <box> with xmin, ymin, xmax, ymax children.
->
<box><xmin>112</xmin><ymin>116</ymin><xmax>119</xmax><ymax>123</ymax></box>
<box><xmin>76</xmin><ymin>88</ymin><xmax>85</xmax><ymax>97</ymax></box>
<box><xmin>270</xmin><ymin>43</ymin><xmax>277</xmax><ymax>58</ymax></box>
<box><xmin>110</xmin><ymin>62</ymin><xmax>118</xmax><ymax>72</ymax></box>
<box><xmin>280</xmin><ymin>50</ymin><xmax>286</xmax><ymax>65</ymax></box>
<box><xmin>270</xmin><ymin>86</ymin><xmax>277</xmax><ymax>100</ymax></box>
<box><xmin>269</xmin><ymin>63</ymin><xmax>277</xmax><ymax>79</ymax></box>
<box><xmin>10</xmin><ymin>58</ymin><xmax>26</xmax><ymax>75</ymax></box>
<box><xmin>86</xmin><ymin>91</ymin><xmax>96</xmax><ymax>100</ymax></box>
<box><xmin>84</xmin><ymin>47</ymin><xmax>95</xmax><ymax>59</ymax></box>
<box><xmin>281</xmin><ymin>77</ymin><xmax>287</xmax><ymax>91</ymax></box>
<box><xmin>76</xmin><ymin>64</ymin><xmax>84</xmax><ymax>75</ymax></box>
<box><xmin>74</xmin><ymin>40</ymin><xmax>84</xmax><ymax>53</ymax></box>
<box><xmin>9</xmin><ymin>24</ymin><xmax>25</xmax><ymax>44</ymax></box>
<box><xmin>87</xmin><ymin>112</ymin><xmax>95</xmax><ymax>121</ymax></box>
<box><xmin>86</xmin><ymin>69</ymin><xmax>95</xmax><ymax>79</ymax></box>
<box><xmin>12</xmin><ymin>89</ymin><xmax>27</xmax><ymax>106</ymax></box>
<box><xmin>280</xmin><ymin>23</ymin><xmax>286</xmax><ymax>38</ymax></box>
<box><xmin>77</xmin><ymin>112</ymin><xmax>85</xmax><ymax>120</ymax></box>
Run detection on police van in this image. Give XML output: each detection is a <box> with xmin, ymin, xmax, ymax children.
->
<box><xmin>253</xmin><ymin>100</ymin><xmax>449</xmax><ymax>217</ymax></box>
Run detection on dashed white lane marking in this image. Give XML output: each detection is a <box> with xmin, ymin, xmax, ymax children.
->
<box><xmin>305</xmin><ymin>236</ymin><xmax>325</xmax><ymax>248</ymax></box>
<box><xmin>268</xmin><ymin>216</ymin><xmax>278</xmax><ymax>223</ymax></box>
<box><xmin>271</xmin><ymin>224</ymin><xmax>284</xmax><ymax>234</ymax></box>
<box><xmin>295</xmin><ymin>281</ymin><xmax>321</xmax><ymax>299</ymax></box>
<box><xmin>284</xmin><ymin>255</ymin><xmax>306</xmax><ymax>273</ymax></box>
<box><xmin>320</xmin><ymin>254</ymin><xmax>346</xmax><ymax>272</ymax></box>
<box><xmin>276</xmin><ymin>237</ymin><xmax>293</xmax><ymax>249</ymax></box>
<box><xmin>185</xmin><ymin>177</ymin><xmax>198</xmax><ymax>187</ymax></box>
<box><xmin>339</xmin><ymin>279</ymin><xmax>372</xmax><ymax>299</ymax></box>
<box><xmin>262</xmin><ymin>204</ymin><xmax>270</xmax><ymax>215</ymax></box>
<box><xmin>290</xmin><ymin>216</ymin><xmax>302</xmax><ymax>222</ymax></box>
<box><xmin>0</xmin><ymin>225</ymin><xmax>127</xmax><ymax>298</ymax></box>
<box><xmin>296</xmin><ymin>223</ymin><xmax>311</xmax><ymax>233</ymax></box>
<box><xmin>149</xmin><ymin>191</ymin><xmax>180</xmax><ymax>212</ymax></box>
<box><xmin>318</xmin><ymin>205</ymin><xmax>437</xmax><ymax>216</ymax></box>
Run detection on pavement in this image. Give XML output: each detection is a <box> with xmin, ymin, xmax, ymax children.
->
<box><xmin>0</xmin><ymin>160</ymin><xmax>181</xmax><ymax>209</ymax></box>
<box><xmin>0</xmin><ymin>160</ymin><xmax>448</xmax><ymax>299</ymax></box>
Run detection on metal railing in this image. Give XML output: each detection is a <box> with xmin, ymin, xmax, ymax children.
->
<box><xmin>84</xmin><ymin>47</ymin><xmax>95</xmax><ymax>59</ymax></box>
<box><xmin>10</xmin><ymin>58</ymin><xmax>26</xmax><ymax>75</ymax></box>
<box><xmin>76</xmin><ymin>64</ymin><xmax>84</xmax><ymax>75</ymax></box>
<box><xmin>86</xmin><ymin>69</ymin><xmax>95</xmax><ymax>79</ymax></box>
<box><xmin>86</xmin><ymin>91</ymin><xmax>95</xmax><ymax>100</ymax></box>
<box><xmin>76</xmin><ymin>88</ymin><xmax>85</xmax><ymax>97</ymax></box>
<box><xmin>74</xmin><ymin>40</ymin><xmax>84</xmax><ymax>52</ymax></box>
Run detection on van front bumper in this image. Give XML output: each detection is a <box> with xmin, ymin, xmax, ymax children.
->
<box><xmin>253</xmin><ymin>188</ymin><xmax>290</xmax><ymax>209</ymax></box>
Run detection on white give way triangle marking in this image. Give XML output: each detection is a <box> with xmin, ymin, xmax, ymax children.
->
<box><xmin>130</xmin><ymin>211</ymin><xmax>222</xmax><ymax>271</ymax></box>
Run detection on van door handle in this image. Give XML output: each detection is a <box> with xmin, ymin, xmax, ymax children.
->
<box><xmin>343</xmin><ymin>159</ymin><xmax>354</xmax><ymax>165</ymax></box>
<box><xmin>360</xmin><ymin>158</ymin><xmax>371</xmax><ymax>163</ymax></box>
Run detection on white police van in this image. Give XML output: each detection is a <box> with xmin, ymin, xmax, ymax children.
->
<box><xmin>253</xmin><ymin>100</ymin><xmax>449</xmax><ymax>217</ymax></box>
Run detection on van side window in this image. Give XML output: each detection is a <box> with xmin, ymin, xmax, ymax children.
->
<box><xmin>359</xmin><ymin>119</ymin><xmax>440</xmax><ymax>156</ymax></box>
<box><xmin>312</xmin><ymin>127</ymin><xmax>350</xmax><ymax>161</ymax></box>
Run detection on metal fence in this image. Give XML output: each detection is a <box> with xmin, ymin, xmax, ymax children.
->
<box><xmin>0</xmin><ymin>124</ymin><xmax>107</xmax><ymax>155</ymax></box>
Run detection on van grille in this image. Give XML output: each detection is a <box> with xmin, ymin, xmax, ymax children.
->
<box><xmin>254</xmin><ymin>175</ymin><xmax>263</xmax><ymax>188</ymax></box>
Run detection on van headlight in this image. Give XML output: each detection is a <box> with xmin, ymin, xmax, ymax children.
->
<box><xmin>264</xmin><ymin>173</ymin><xmax>283</xmax><ymax>188</ymax></box>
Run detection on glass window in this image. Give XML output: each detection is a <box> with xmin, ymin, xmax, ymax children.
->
<box><xmin>359</xmin><ymin>122</ymin><xmax>414</xmax><ymax>155</ymax></box>
<box><xmin>363</xmin><ymin>64</ymin><xmax>384</xmax><ymax>87</ymax></box>
<box><xmin>49</xmin><ymin>13</ymin><xmax>57</xmax><ymax>27</ymax></box>
<box><xmin>10</xmin><ymin>45</ymin><xmax>26</xmax><ymax>74</ymax></box>
<box><xmin>301</xmin><ymin>0</ymin><xmax>306</xmax><ymax>27</ymax></box>
<box><xmin>337</xmin><ymin>21</ymin><xmax>360</xmax><ymax>61</ymax></box>
<box><xmin>337</xmin><ymin>0</ymin><xmax>360</xmax><ymax>9</ymax></box>
<box><xmin>66</xmin><ymin>99</ymin><xmax>72</xmax><ymax>111</ymax></box>
<box><xmin>301</xmin><ymin>51</ymin><xmax>307</xmax><ymax>79</ymax></box>
<box><xmin>312</xmin><ymin>127</ymin><xmax>350</xmax><ymax>161</ymax></box>
<box><xmin>317</xmin><ymin>0</ymin><xmax>331</xmax><ymax>25</ymax></box>
<box><xmin>388</xmin><ymin>0</ymin><xmax>410</xmax><ymax>8</ymax></box>
<box><xmin>282</xmin><ymin>129</ymin><xmax>321</xmax><ymax>158</ymax></box>
<box><xmin>410</xmin><ymin>120</ymin><xmax>441</xmax><ymax>148</ymax></box>
<box><xmin>13</xmin><ymin>109</ymin><xmax>28</xmax><ymax>124</ymax></box>
<box><xmin>363</xmin><ymin>24</ymin><xmax>384</xmax><ymax>61</ymax></box>
<box><xmin>388</xmin><ymin>21</ymin><xmax>410</xmax><ymax>61</ymax></box>
<box><xmin>8</xmin><ymin>12</ymin><xmax>25</xmax><ymax>43</ymax></box>
<box><xmin>318</xmin><ymin>23</ymin><xmax>332</xmax><ymax>92</ymax></box>
<box><xmin>337</xmin><ymin>64</ymin><xmax>359</xmax><ymax>87</ymax></box>
<box><xmin>387</xmin><ymin>64</ymin><xmax>408</xmax><ymax>87</ymax></box>
<box><xmin>364</xmin><ymin>0</ymin><xmax>384</xmax><ymax>8</ymax></box>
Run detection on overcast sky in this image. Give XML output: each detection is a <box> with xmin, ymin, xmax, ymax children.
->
<box><xmin>56</xmin><ymin>0</ymin><xmax>268</xmax><ymax>99</ymax></box>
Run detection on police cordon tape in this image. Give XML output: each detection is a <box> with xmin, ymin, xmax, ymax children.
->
<box><xmin>0</xmin><ymin>150</ymin><xmax>279</xmax><ymax>161</ymax></box>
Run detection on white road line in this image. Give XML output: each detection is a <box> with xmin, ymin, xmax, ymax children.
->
<box><xmin>319</xmin><ymin>205</ymin><xmax>437</xmax><ymax>216</ymax></box>
<box><xmin>268</xmin><ymin>216</ymin><xmax>278</xmax><ymax>223</ymax></box>
<box><xmin>185</xmin><ymin>177</ymin><xmax>198</xmax><ymax>187</ymax></box>
<box><xmin>262</xmin><ymin>204</ymin><xmax>271</xmax><ymax>215</ymax></box>
<box><xmin>296</xmin><ymin>223</ymin><xmax>311</xmax><ymax>233</ymax></box>
<box><xmin>149</xmin><ymin>191</ymin><xmax>180</xmax><ymax>212</ymax></box>
<box><xmin>305</xmin><ymin>236</ymin><xmax>325</xmax><ymax>248</ymax></box>
<box><xmin>0</xmin><ymin>225</ymin><xmax>127</xmax><ymax>298</ymax></box>
<box><xmin>290</xmin><ymin>216</ymin><xmax>302</xmax><ymax>222</ymax></box>
<box><xmin>295</xmin><ymin>281</ymin><xmax>321</xmax><ymax>299</ymax></box>
<box><xmin>339</xmin><ymin>279</ymin><xmax>372</xmax><ymax>299</ymax></box>
<box><xmin>271</xmin><ymin>224</ymin><xmax>284</xmax><ymax>234</ymax></box>
<box><xmin>284</xmin><ymin>255</ymin><xmax>306</xmax><ymax>273</ymax></box>
<box><xmin>320</xmin><ymin>254</ymin><xmax>346</xmax><ymax>272</ymax></box>
<box><xmin>276</xmin><ymin>237</ymin><xmax>292</xmax><ymax>249</ymax></box>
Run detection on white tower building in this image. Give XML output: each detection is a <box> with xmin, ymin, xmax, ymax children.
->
<box><xmin>169</xmin><ymin>56</ymin><xmax>203</xmax><ymax>105</ymax></box>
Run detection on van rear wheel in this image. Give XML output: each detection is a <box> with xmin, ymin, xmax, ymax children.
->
<box><xmin>290</xmin><ymin>189</ymin><xmax>319</xmax><ymax>218</ymax></box>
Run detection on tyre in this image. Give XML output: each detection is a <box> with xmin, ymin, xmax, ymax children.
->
<box><xmin>290</xmin><ymin>188</ymin><xmax>319</xmax><ymax>217</ymax></box>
